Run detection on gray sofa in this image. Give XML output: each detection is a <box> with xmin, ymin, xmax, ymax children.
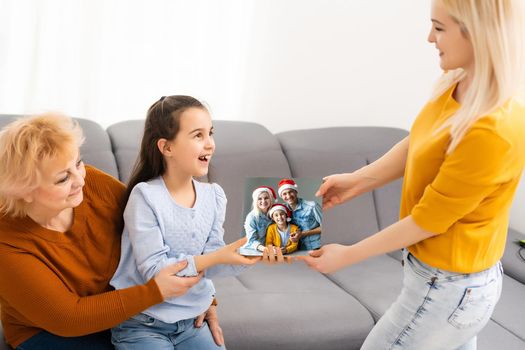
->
<box><xmin>0</xmin><ymin>115</ymin><xmax>524</xmax><ymax>349</ymax></box>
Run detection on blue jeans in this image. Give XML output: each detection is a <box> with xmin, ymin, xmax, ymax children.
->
<box><xmin>361</xmin><ymin>251</ymin><xmax>502</xmax><ymax>350</ymax></box>
<box><xmin>111</xmin><ymin>313</ymin><xmax>226</xmax><ymax>350</ymax></box>
<box><xmin>16</xmin><ymin>330</ymin><xmax>112</xmax><ymax>350</ymax></box>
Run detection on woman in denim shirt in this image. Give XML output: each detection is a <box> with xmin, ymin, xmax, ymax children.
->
<box><xmin>243</xmin><ymin>186</ymin><xmax>276</xmax><ymax>252</ymax></box>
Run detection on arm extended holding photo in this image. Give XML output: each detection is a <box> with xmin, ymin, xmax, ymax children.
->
<box><xmin>302</xmin><ymin>126</ymin><xmax>517</xmax><ymax>273</ymax></box>
<box><xmin>296</xmin><ymin>135</ymin><xmax>413</xmax><ymax>271</ymax></box>
<box><xmin>317</xmin><ymin>136</ymin><xmax>409</xmax><ymax>209</ymax></box>
<box><xmin>126</xmin><ymin>185</ymin><xmax>258</xmax><ymax>284</ymax></box>
<box><xmin>196</xmin><ymin>184</ymin><xmax>259</xmax><ymax>278</ymax></box>
<box><xmin>297</xmin><ymin>215</ymin><xmax>437</xmax><ymax>273</ymax></box>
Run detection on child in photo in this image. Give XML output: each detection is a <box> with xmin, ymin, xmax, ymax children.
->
<box><xmin>110</xmin><ymin>95</ymin><xmax>258</xmax><ymax>349</ymax></box>
<box><xmin>242</xmin><ymin>186</ymin><xmax>276</xmax><ymax>252</ymax></box>
<box><xmin>265</xmin><ymin>203</ymin><xmax>300</xmax><ymax>255</ymax></box>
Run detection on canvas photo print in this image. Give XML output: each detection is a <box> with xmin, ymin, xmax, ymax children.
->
<box><xmin>238</xmin><ymin>177</ymin><xmax>323</xmax><ymax>257</ymax></box>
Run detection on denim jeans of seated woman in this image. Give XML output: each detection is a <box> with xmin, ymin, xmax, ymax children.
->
<box><xmin>361</xmin><ymin>250</ymin><xmax>502</xmax><ymax>350</ymax></box>
<box><xmin>111</xmin><ymin>313</ymin><xmax>225</xmax><ymax>350</ymax></box>
<box><xmin>16</xmin><ymin>329</ymin><xmax>113</xmax><ymax>350</ymax></box>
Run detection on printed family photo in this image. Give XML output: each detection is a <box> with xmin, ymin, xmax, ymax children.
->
<box><xmin>238</xmin><ymin>177</ymin><xmax>323</xmax><ymax>257</ymax></box>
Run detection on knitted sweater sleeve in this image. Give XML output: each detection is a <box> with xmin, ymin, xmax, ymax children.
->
<box><xmin>0</xmin><ymin>244</ymin><xmax>163</xmax><ymax>337</ymax></box>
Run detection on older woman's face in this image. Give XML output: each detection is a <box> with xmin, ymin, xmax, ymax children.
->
<box><xmin>27</xmin><ymin>152</ymin><xmax>86</xmax><ymax>213</ymax></box>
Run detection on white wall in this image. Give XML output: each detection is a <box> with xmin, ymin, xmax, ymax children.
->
<box><xmin>241</xmin><ymin>0</ymin><xmax>439</xmax><ymax>134</ymax></box>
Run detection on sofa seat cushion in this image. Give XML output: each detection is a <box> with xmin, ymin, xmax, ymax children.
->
<box><xmin>490</xmin><ymin>275</ymin><xmax>525</xmax><ymax>343</ymax></box>
<box><xmin>477</xmin><ymin>319</ymin><xmax>525</xmax><ymax>350</ymax></box>
<box><xmin>213</xmin><ymin>263</ymin><xmax>374</xmax><ymax>350</ymax></box>
<box><xmin>501</xmin><ymin>229</ymin><xmax>525</xmax><ymax>284</ymax></box>
<box><xmin>325</xmin><ymin>254</ymin><xmax>404</xmax><ymax>322</ymax></box>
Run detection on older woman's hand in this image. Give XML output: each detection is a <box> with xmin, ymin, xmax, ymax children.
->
<box><xmin>154</xmin><ymin>260</ymin><xmax>203</xmax><ymax>299</ymax></box>
<box><xmin>195</xmin><ymin>304</ymin><xmax>224</xmax><ymax>346</ymax></box>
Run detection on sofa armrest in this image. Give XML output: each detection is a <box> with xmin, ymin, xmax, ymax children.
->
<box><xmin>501</xmin><ymin>228</ymin><xmax>525</xmax><ymax>284</ymax></box>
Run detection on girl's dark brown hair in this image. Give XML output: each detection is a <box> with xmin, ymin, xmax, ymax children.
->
<box><xmin>125</xmin><ymin>95</ymin><xmax>206</xmax><ymax>202</ymax></box>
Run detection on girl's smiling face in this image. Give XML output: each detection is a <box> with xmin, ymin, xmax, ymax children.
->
<box><xmin>272</xmin><ymin>210</ymin><xmax>288</xmax><ymax>227</ymax></box>
<box><xmin>165</xmin><ymin>107</ymin><xmax>215</xmax><ymax>178</ymax></box>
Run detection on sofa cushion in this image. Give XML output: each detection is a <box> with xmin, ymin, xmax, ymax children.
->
<box><xmin>490</xmin><ymin>274</ymin><xmax>525</xmax><ymax>342</ymax></box>
<box><xmin>107</xmin><ymin>120</ymin><xmax>152</xmax><ymax>184</ymax></box>
<box><xmin>501</xmin><ymin>228</ymin><xmax>525</xmax><ymax>284</ymax></box>
<box><xmin>324</xmin><ymin>254</ymin><xmax>404</xmax><ymax>322</ymax></box>
<box><xmin>76</xmin><ymin>118</ymin><xmax>119</xmax><ymax>178</ymax></box>
<box><xmin>213</xmin><ymin>263</ymin><xmax>375</xmax><ymax>350</ymax></box>
<box><xmin>478</xmin><ymin>319</ymin><xmax>525</xmax><ymax>350</ymax></box>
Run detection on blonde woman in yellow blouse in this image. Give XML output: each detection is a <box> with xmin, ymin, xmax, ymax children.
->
<box><xmin>299</xmin><ymin>1</ymin><xmax>525</xmax><ymax>349</ymax></box>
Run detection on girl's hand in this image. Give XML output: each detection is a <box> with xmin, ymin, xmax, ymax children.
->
<box><xmin>215</xmin><ymin>237</ymin><xmax>261</xmax><ymax>265</ymax></box>
<box><xmin>316</xmin><ymin>173</ymin><xmax>375</xmax><ymax>210</ymax></box>
<box><xmin>296</xmin><ymin>244</ymin><xmax>351</xmax><ymax>273</ymax></box>
<box><xmin>154</xmin><ymin>260</ymin><xmax>203</xmax><ymax>299</ymax></box>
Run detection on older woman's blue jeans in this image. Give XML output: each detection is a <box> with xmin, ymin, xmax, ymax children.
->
<box><xmin>361</xmin><ymin>250</ymin><xmax>502</xmax><ymax>350</ymax></box>
<box><xmin>16</xmin><ymin>329</ymin><xmax>112</xmax><ymax>350</ymax></box>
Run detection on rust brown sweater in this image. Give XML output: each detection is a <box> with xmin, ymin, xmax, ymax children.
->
<box><xmin>0</xmin><ymin>166</ymin><xmax>163</xmax><ymax>347</ymax></box>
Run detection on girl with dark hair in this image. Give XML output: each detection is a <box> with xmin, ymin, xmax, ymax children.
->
<box><xmin>110</xmin><ymin>95</ymin><xmax>258</xmax><ymax>349</ymax></box>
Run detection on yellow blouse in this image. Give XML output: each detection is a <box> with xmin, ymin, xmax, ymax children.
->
<box><xmin>401</xmin><ymin>85</ymin><xmax>525</xmax><ymax>273</ymax></box>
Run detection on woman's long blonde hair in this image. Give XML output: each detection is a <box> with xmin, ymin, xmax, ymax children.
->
<box><xmin>432</xmin><ymin>0</ymin><xmax>525</xmax><ymax>153</ymax></box>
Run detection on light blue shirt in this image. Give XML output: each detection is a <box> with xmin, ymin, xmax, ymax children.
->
<box><xmin>110</xmin><ymin>177</ymin><xmax>245</xmax><ymax>323</ymax></box>
<box><xmin>289</xmin><ymin>198</ymin><xmax>322</xmax><ymax>250</ymax></box>
<box><xmin>243</xmin><ymin>210</ymin><xmax>272</xmax><ymax>250</ymax></box>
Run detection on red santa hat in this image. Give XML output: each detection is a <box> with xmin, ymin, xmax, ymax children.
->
<box><xmin>252</xmin><ymin>186</ymin><xmax>277</xmax><ymax>202</ymax></box>
<box><xmin>267</xmin><ymin>203</ymin><xmax>292</xmax><ymax>222</ymax></box>
<box><xmin>277</xmin><ymin>178</ymin><xmax>298</xmax><ymax>198</ymax></box>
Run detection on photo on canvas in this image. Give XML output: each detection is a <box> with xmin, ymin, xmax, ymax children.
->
<box><xmin>238</xmin><ymin>177</ymin><xmax>323</xmax><ymax>257</ymax></box>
